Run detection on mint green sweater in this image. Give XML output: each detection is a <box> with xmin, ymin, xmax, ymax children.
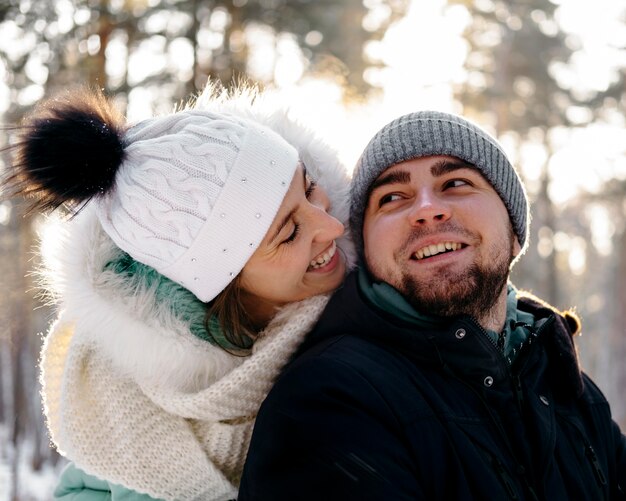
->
<box><xmin>55</xmin><ymin>463</ymin><xmax>163</xmax><ymax>501</ymax></box>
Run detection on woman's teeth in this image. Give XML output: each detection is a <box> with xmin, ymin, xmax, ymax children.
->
<box><xmin>309</xmin><ymin>241</ymin><xmax>337</xmax><ymax>270</ymax></box>
<box><xmin>414</xmin><ymin>242</ymin><xmax>462</xmax><ymax>260</ymax></box>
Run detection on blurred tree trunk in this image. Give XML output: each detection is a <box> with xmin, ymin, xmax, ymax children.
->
<box><xmin>535</xmin><ymin>161</ymin><xmax>559</xmax><ymax>306</ymax></box>
<box><xmin>224</xmin><ymin>3</ymin><xmax>249</xmax><ymax>84</ymax></box>
<box><xmin>3</xmin><ymin>208</ymin><xmax>33</xmax><ymax>500</ymax></box>
<box><xmin>186</xmin><ymin>0</ymin><xmax>202</xmax><ymax>96</ymax></box>
<box><xmin>614</xmin><ymin>229</ymin><xmax>626</xmax><ymax>426</ymax></box>
<box><xmin>91</xmin><ymin>0</ymin><xmax>112</xmax><ymax>87</ymax></box>
<box><xmin>0</xmin><ymin>339</ymin><xmax>5</xmax><ymax>425</ymax></box>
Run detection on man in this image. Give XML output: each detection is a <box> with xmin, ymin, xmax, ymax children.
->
<box><xmin>239</xmin><ymin>111</ymin><xmax>626</xmax><ymax>500</ymax></box>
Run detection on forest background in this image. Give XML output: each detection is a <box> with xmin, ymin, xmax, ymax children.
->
<box><xmin>0</xmin><ymin>0</ymin><xmax>624</xmax><ymax>499</ymax></box>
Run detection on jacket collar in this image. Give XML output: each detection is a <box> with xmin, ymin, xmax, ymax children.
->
<box><xmin>305</xmin><ymin>271</ymin><xmax>584</xmax><ymax>398</ymax></box>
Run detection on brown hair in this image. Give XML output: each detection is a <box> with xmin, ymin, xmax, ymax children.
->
<box><xmin>204</xmin><ymin>275</ymin><xmax>257</xmax><ymax>354</ymax></box>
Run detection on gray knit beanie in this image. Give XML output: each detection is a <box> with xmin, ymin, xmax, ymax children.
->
<box><xmin>350</xmin><ymin>110</ymin><xmax>529</xmax><ymax>252</ymax></box>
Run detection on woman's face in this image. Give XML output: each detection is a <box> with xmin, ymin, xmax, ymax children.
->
<box><xmin>239</xmin><ymin>163</ymin><xmax>346</xmax><ymax>327</ymax></box>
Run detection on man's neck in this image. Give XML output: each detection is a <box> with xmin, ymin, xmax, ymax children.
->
<box><xmin>474</xmin><ymin>285</ymin><xmax>509</xmax><ymax>333</ymax></box>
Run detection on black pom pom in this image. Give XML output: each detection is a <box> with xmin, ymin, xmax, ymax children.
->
<box><xmin>3</xmin><ymin>88</ymin><xmax>126</xmax><ymax>212</ymax></box>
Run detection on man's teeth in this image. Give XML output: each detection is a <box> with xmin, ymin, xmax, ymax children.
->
<box><xmin>414</xmin><ymin>242</ymin><xmax>462</xmax><ymax>260</ymax></box>
<box><xmin>309</xmin><ymin>241</ymin><xmax>337</xmax><ymax>269</ymax></box>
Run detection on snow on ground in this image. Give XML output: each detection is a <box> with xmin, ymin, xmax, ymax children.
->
<box><xmin>1</xmin><ymin>426</ymin><xmax>66</xmax><ymax>501</ymax></box>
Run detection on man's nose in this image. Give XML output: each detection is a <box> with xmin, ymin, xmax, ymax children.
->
<box><xmin>407</xmin><ymin>191</ymin><xmax>451</xmax><ymax>225</ymax></box>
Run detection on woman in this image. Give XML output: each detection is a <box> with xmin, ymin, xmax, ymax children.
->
<box><xmin>4</xmin><ymin>84</ymin><xmax>354</xmax><ymax>500</ymax></box>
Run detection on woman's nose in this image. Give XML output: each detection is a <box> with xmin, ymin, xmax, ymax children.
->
<box><xmin>312</xmin><ymin>206</ymin><xmax>345</xmax><ymax>242</ymax></box>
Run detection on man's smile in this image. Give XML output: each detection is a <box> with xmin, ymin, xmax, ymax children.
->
<box><xmin>411</xmin><ymin>241</ymin><xmax>466</xmax><ymax>260</ymax></box>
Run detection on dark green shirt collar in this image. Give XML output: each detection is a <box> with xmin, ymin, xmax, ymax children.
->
<box><xmin>357</xmin><ymin>267</ymin><xmax>535</xmax><ymax>362</ymax></box>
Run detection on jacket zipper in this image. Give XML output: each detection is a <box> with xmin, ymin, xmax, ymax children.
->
<box><xmin>468</xmin><ymin>316</ymin><xmax>501</xmax><ymax>354</ymax></box>
<box><xmin>509</xmin><ymin>317</ymin><xmax>554</xmax><ymax>409</ymax></box>
<box><xmin>557</xmin><ymin>412</ymin><xmax>608</xmax><ymax>494</ymax></box>
<box><xmin>449</xmin><ymin>369</ymin><xmax>539</xmax><ymax>501</ymax></box>
<box><xmin>559</xmin><ymin>413</ymin><xmax>608</xmax><ymax>496</ymax></box>
<box><xmin>461</xmin><ymin>316</ymin><xmax>556</xmax><ymax>500</ymax></box>
<box><xmin>491</xmin><ymin>455</ymin><xmax>520</xmax><ymax>500</ymax></box>
<box><xmin>585</xmin><ymin>443</ymin><xmax>608</xmax><ymax>487</ymax></box>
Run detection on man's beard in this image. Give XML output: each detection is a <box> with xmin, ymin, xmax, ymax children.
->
<box><xmin>400</xmin><ymin>250</ymin><xmax>510</xmax><ymax>320</ymax></box>
<box><xmin>372</xmin><ymin>223</ymin><xmax>515</xmax><ymax>321</ymax></box>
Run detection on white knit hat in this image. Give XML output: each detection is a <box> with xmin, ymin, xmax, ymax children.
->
<box><xmin>96</xmin><ymin>110</ymin><xmax>299</xmax><ymax>302</ymax></box>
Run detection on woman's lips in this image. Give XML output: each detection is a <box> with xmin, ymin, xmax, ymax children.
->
<box><xmin>308</xmin><ymin>241</ymin><xmax>339</xmax><ymax>272</ymax></box>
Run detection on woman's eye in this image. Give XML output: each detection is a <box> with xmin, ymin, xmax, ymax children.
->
<box><xmin>283</xmin><ymin>223</ymin><xmax>300</xmax><ymax>244</ymax></box>
<box><xmin>305</xmin><ymin>180</ymin><xmax>317</xmax><ymax>199</ymax></box>
<box><xmin>379</xmin><ymin>193</ymin><xmax>402</xmax><ymax>206</ymax></box>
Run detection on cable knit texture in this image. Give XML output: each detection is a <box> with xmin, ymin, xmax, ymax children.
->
<box><xmin>39</xmin><ymin>86</ymin><xmax>356</xmax><ymax>501</ymax></box>
<box><xmin>97</xmin><ymin>111</ymin><xmax>299</xmax><ymax>302</ymax></box>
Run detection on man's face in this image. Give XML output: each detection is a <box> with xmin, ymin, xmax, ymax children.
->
<box><xmin>362</xmin><ymin>155</ymin><xmax>521</xmax><ymax>319</ymax></box>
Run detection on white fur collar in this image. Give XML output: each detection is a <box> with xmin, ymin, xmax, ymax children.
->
<box><xmin>38</xmin><ymin>89</ymin><xmax>355</xmax><ymax>391</ymax></box>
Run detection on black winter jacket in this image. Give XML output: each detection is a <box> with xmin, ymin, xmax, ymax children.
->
<box><xmin>239</xmin><ymin>272</ymin><xmax>626</xmax><ymax>500</ymax></box>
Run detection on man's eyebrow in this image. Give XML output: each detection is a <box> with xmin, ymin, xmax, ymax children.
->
<box><xmin>368</xmin><ymin>169</ymin><xmax>412</xmax><ymax>195</ymax></box>
<box><xmin>430</xmin><ymin>158</ymin><xmax>476</xmax><ymax>177</ymax></box>
<box><xmin>270</xmin><ymin>165</ymin><xmax>304</xmax><ymax>243</ymax></box>
<box><xmin>367</xmin><ymin>158</ymin><xmax>479</xmax><ymax>201</ymax></box>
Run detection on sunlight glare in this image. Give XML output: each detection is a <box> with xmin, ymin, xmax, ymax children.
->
<box><xmin>519</xmin><ymin>140</ymin><xmax>548</xmax><ymax>183</ymax></box>
<box><xmin>126</xmin><ymin>86</ymin><xmax>155</xmax><ymax>122</ymax></box>
<box><xmin>274</xmin><ymin>34</ymin><xmax>305</xmax><ymax>87</ymax></box>
<box><xmin>547</xmin><ymin>123</ymin><xmax>626</xmax><ymax>205</ymax></box>
<box><xmin>17</xmin><ymin>85</ymin><xmax>43</xmax><ymax>106</ymax></box>
<box><xmin>168</xmin><ymin>38</ymin><xmax>194</xmax><ymax>82</ymax></box>
<box><xmin>0</xmin><ymin>202</ymin><xmax>11</xmax><ymax>226</ymax></box>
<box><xmin>24</xmin><ymin>55</ymin><xmax>48</xmax><ymax>85</ymax></box>
<box><xmin>245</xmin><ymin>24</ymin><xmax>276</xmax><ymax>83</ymax></box>
<box><xmin>568</xmin><ymin>237</ymin><xmax>586</xmax><ymax>275</ymax></box>
<box><xmin>586</xmin><ymin>205</ymin><xmax>615</xmax><ymax>257</ymax></box>
<box><xmin>127</xmin><ymin>36</ymin><xmax>167</xmax><ymax>86</ymax></box>
<box><xmin>54</xmin><ymin>0</ymin><xmax>75</xmax><ymax>34</ymax></box>
<box><xmin>264</xmin><ymin>78</ymin><xmax>371</xmax><ymax>169</ymax></box>
<box><xmin>554</xmin><ymin>0</ymin><xmax>626</xmax><ymax>93</ymax></box>
<box><xmin>105</xmin><ymin>32</ymin><xmax>129</xmax><ymax>87</ymax></box>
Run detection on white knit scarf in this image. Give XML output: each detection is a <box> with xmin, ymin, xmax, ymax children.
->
<box><xmin>41</xmin><ymin>294</ymin><xmax>329</xmax><ymax>500</ymax></box>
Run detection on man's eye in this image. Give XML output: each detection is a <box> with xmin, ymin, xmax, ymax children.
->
<box><xmin>444</xmin><ymin>179</ymin><xmax>469</xmax><ymax>189</ymax></box>
<box><xmin>379</xmin><ymin>193</ymin><xmax>402</xmax><ymax>206</ymax></box>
